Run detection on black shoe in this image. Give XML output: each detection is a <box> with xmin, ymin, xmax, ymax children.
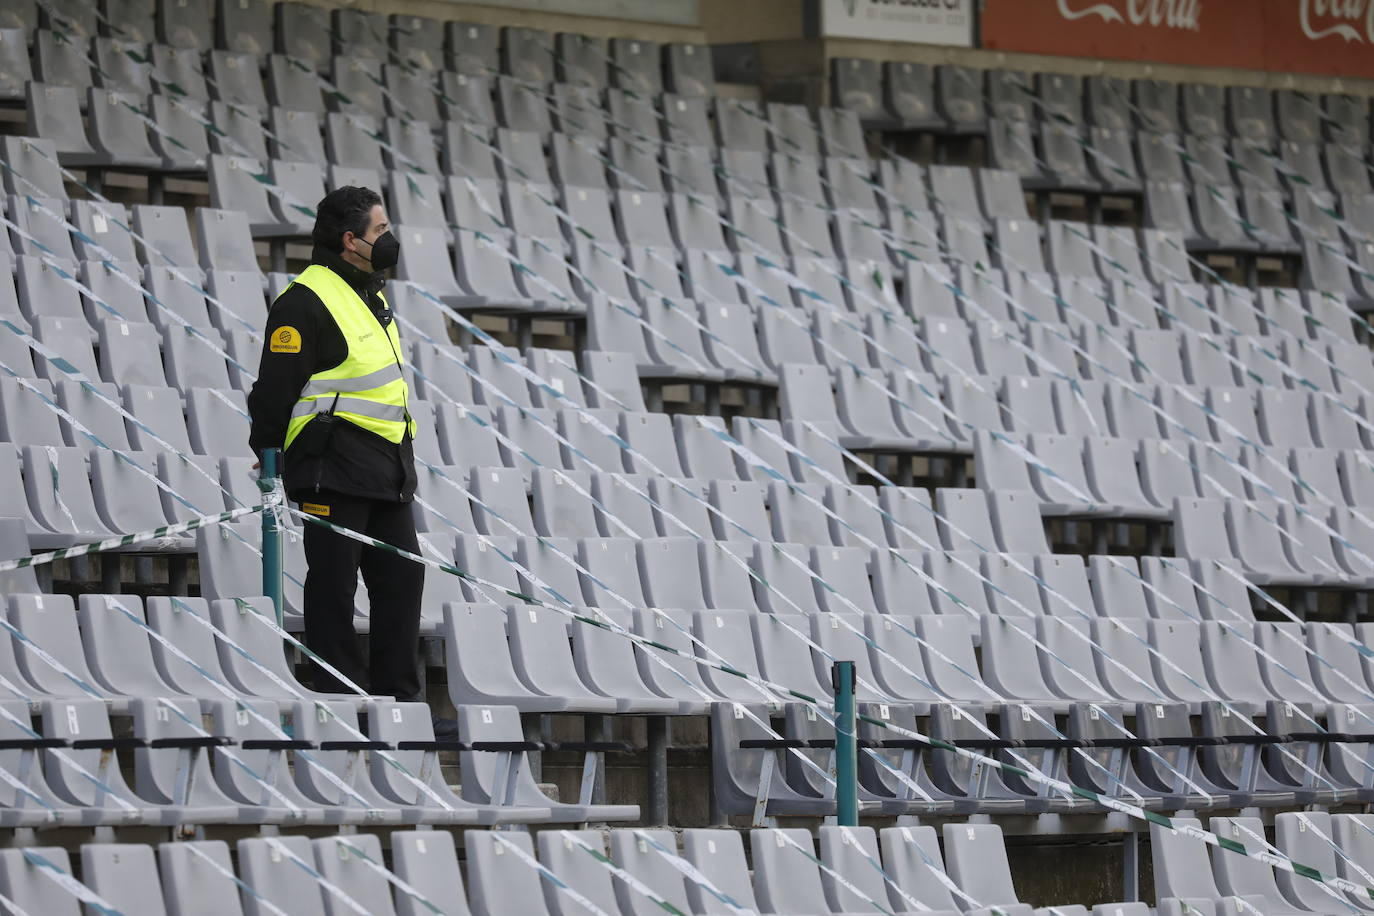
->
<box><xmin>431</xmin><ymin>714</ymin><xmax>461</xmax><ymax>741</ymax></box>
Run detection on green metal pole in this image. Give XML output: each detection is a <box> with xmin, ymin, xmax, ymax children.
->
<box><xmin>258</xmin><ymin>447</ymin><xmax>284</xmax><ymax>627</ymax></box>
<box><xmin>832</xmin><ymin>659</ymin><xmax>858</xmax><ymax>826</ymax></box>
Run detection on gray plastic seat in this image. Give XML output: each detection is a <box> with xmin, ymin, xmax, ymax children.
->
<box><xmin>0</xmin><ymin>374</ymin><xmax>65</xmax><ymax>446</ymax></box>
<box><xmin>1150</xmin><ymin>815</ymin><xmax>1269</xmax><ymax>916</ymax></box>
<box><xmin>509</xmin><ymin>603</ymin><xmax>625</xmax><ymax>713</ymax></box>
<box><xmin>460</xmin><ymin>704</ymin><xmax>637</xmax><ymax>821</ymax></box>
<box><xmin>158</xmin><ymin>841</ymin><xmax>245</xmax><ymax>916</ymax></box>
<box><xmin>39</xmin><ymin>698</ymin><xmax>160</xmax><ymax>820</ymax></box>
<box><xmin>465</xmin><ymin>831</ymin><xmax>554</xmax><ymax>915</ymax></box>
<box><xmin>147</xmin><ymin>93</ymin><xmax>208</xmax><ymax>171</ymax></box>
<box><xmin>8</xmin><ymin>195</ymin><xmax>77</xmax><ymax>267</ymax></box>
<box><xmin>679</xmin><ymin>830</ymin><xmax>766</xmax><ymax>915</ymax></box>
<box><xmin>748</xmin><ymin>541</ymin><xmax>820</xmax><ymax>616</ymax></box>
<box><xmin>707</xmin><ymin>480</ymin><xmax>770</xmax><ymax>544</ymax></box>
<box><xmin>443</xmin><ymin>600</ymin><xmax>561</xmax><ymax>710</ymax></box>
<box><xmin>829</xmin><ymin>59</ymin><xmax>884</xmax><ymax>126</ymax></box>
<box><xmin>603</xmin><ymin>37</ymin><xmax>657</xmax><ymax>96</ymax></box>
<box><xmin>690</xmin><ymin>610</ymin><xmax>774</xmax><ymax>704</ymax></box>
<box><xmin>649</xmin><ymin>477</ymin><xmax>714</xmax><ymax>539</ymax></box>
<box><xmin>90</xmin><ymin>447</ymin><xmax>187</xmax><ymax>539</ymax></box>
<box><xmin>328</xmin><ymin>54</ymin><xmax>386</xmax><ymax>119</ymax></box>
<box><xmin>1147</xmin><ymin>618</ymin><xmax>1218</xmax><ymax>708</ymax></box>
<box><xmin>440</xmin><ymin>73</ymin><xmax>496</xmax><ymax>128</ymax></box>
<box><xmin>1041</xmin><ymin>120</ymin><xmax>1099</xmax><ymax>190</ymax></box>
<box><xmin>1091</xmin><ymin>616</ymin><xmax>1167</xmax><ymax>704</ymax></box>
<box><xmin>1326</xmin><ymin>142</ymin><xmax>1372</xmax><ymax>197</ymax></box>
<box><xmin>236</xmin><ymin>836</ymin><xmax>327</xmax><ymax>916</ymax></box>
<box><xmin>25</xmin><ymin>81</ymin><xmax>99</xmax><ymax>165</ymax></box>
<box><xmin>1210</xmin><ymin>816</ymin><xmax>1313</xmax><ymax>916</ymax></box>
<box><xmin>494</xmin><ymin>75</ymin><xmax>551</xmax><ymax>136</ymax></box>
<box><xmin>83</xmin><ymin>87</ymin><xmax>160</xmax><ymax>170</ymax></box>
<box><xmin>876</xmin><ymin>825</ymin><xmax>982</xmax><ymax>913</ymax></box>
<box><xmin>752</xmin><ymin>829</ymin><xmax>863</xmax><ymax>915</ymax></box>
<box><xmin>934</xmin><ymin>64</ymin><xmax>985</xmax><ymax>132</ymax></box>
<box><xmin>988</xmin><ymin>117</ymin><xmax>1043</xmax><ymax>183</ymax></box>
<box><xmin>443</xmin><ymin>18</ymin><xmax>496</xmax><ymax>74</ymax></box>
<box><xmin>536</xmin><ymin>830</ymin><xmax>621</xmax><ymax>916</ymax></box>
<box><xmin>1197</xmin><ymin>619</ymin><xmax>1274</xmax><ymax>710</ymax></box>
<box><xmin>382</xmin><ymin>832</ymin><xmax>471</xmax><ymax>916</ymax></box>
<box><xmin>310</xmin><ymin>835</ymin><xmax>397</xmax><ymax>915</ymax></box>
<box><xmin>768</xmin><ymin>480</ymin><xmax>831</xmax><ymax>546</ymax></box>
<box><xmin>587</xmin><ymin>473</ymin><xmax>655</xmax><ymax>540</ymax></box>
<box><xmin>570</xmin><ymin>602</ymin><xmax>683</xmax><ymax>714</ymax></box>
<box><xmin>1054</xmin><ymin>379</ymin><xmax>1110</xmax><ymax>436</ymax></box>
<box><xmin>270</xmin><ymin>107</ymin><xmax>329</xmax><ymax>164</ymax></box>
<box><xmin>942</xmin><ymin>823</ymin><xmax>1039</xmax><ymax>911</ymax></box>
<box><xmin>608</xmin><ymin>830</ymin><xmax>693</xmax><ymax>916</ymax></box>
<box><xmin>6</xmin><ymin>592</ymin><xmax>110</xmax><ymax>700</ymax></box>
<box><xmin>0</xmin><ymin>28</ymin><xmax>34</xmax><ymax>104</ymax></box>
<box><xmin>730</xmin><ymin>416</ymin><xmax>796</xmax><ymax>484</ymax></box>
<box><xmin>206</xmin><ymin>50</ymin><xmax>267</xmax><ymax>110</ymax></box>
<box><xmin>81</xmin><ymin>843</ymin><xmax>170</xmax><ymax>914</ymax></box>
<box><xmin>1323</xmin><ymin>91</ymin><xmax>1370</xmax><ymax>143</ymax></box>
<box><xmin>262</xmin><ymin>54</ymin><xmax>324</xmax><ymax>115</ymax></box>
<box><xmin>21</xmin><ymin>444</ymin><xmax>115</xmax><ymax>546</ymax></box>
<box><xmin>32</xmin><ymin>29</ymin><xmax>91</xmax><ymax>98</ymax></box>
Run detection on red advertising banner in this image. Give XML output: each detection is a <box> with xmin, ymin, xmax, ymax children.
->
<box><xmin>981</xmin><ymin>1</ymin><xmax>1374</xmax><ymax>80</ymax></box>
<box><xmin>1267</xmin><ymin>1</ymin><xmax>1374</xmax><ymax>79</ymax></box>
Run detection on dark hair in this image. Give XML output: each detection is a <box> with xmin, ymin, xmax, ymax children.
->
<box><xmin>312</xmin><ymin>186</ymin><xmax>383</xmax><ymax>253</ymax></box>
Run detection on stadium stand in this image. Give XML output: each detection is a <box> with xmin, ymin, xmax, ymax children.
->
<box><xmin>5</xmin><ymin>0</ymin><xmax>1374</xmax><ymax>912</ymax></box>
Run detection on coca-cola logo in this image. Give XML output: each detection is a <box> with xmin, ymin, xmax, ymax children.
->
<box><xmin>1055</xmin><ymin>0</ymin><xmax>1201</xmax><ymax>29</ymax></box>
<box><xmin>1300</xmin><ymin>0</ymin><xmax>1374</xmax><ymax>43</ymax></box>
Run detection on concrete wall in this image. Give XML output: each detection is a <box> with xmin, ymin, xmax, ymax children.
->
<box><xmin>288</xmin><ymin>0</ymin><xmax>707</xmax><ymax>42</ymax></box>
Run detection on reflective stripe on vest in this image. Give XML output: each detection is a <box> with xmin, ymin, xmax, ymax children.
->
<box><xmin>281</xmin><ymin>264</ymin><xmax>415</xmax><ymax>451</ymax></box>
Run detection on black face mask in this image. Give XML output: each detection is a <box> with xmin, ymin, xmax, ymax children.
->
<box><xmin>355</xmin><ymin>230</ymin><xmax>400</xmax><ymax>272</ymax></box>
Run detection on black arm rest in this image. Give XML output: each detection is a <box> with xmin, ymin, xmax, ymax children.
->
<box><xmin>71</xmin><ymin>737</ymin><xmax>147</xmax><ymax>750</ymax></box>
<box><xmin>1086</xmin><ymin>737</ymin><xmax>1159</xmax><ymax>749</ymax></box>
<box><xmin>0</xmin><ymin>738</ymin><xmax>69</xmax><ymax>750</ymax></box>
<box><xmin>241</xmin><ymin>739</ymin><xmax>315</xmax><ymax>751</ymax></box>
<box><xmin>396</xmin><ymin>740</ymin><xmax>469</xmax><ymax>752</ymax></box>
<box><xmin>149</xmin><ymin>736</ymin><xmax>232</xmax><ymax>749</ymax></box>
<box><xmin>879</xmin><ymin>738</ymin><xmax>931</xmax><ymax>750</ymax></box>
<box><xmin>950</xmin><ymin>737</ymin><xmax>1021</xmax><ymax>750</ymax></box>
<box><xmin>318</xmin><ymin>740</ymin><xmax>393</xmax><ymax>752</ymax></box>
<box><xmin>1159</xmin><ymin>735</ymin><xmax>1228</xmax><ymax>747</ymax></box>
<box><xmin>1284</xmin><ymin>732</ymin><xmax>1347</xmax><ymax>743</ymax></box>
<box><xmin>1223</xmin><ymin>734</ymin><xmax>1287</xmax><ymax>746</ymax></box>
<box><xmin>469</xmin><ymin>740</ymin><xmax>544</xmax><ymax>752</ymax></box>
<box><xmin>805</xmin><ymin>739</ymin><xmax>836</xmax><ymax>749</ymax></box>
<box><xmin>739</xmin><ymin>738</ymin><xmax>805</xmax><ymax>749</ymax></box>
<box><xmin>545</xmin><ymin>741</ymin><xmax>634</xmax><ymax>753</ymax></box>
<box><xmin>1018</xmin><ymin>738</ymin><xmax>1087</xmax><ymax>750</ymax></box>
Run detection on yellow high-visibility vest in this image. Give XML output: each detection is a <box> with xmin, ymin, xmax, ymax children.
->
<box><xmin>281</xmin><ymin>264</ymin><xmax>415</xmax><ymax>451</ymax></box>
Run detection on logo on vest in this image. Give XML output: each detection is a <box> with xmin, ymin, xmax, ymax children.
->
<box><xmin>1055</xmin><ymin>0</ymin><xmax>1201</xmax><ymax>29</ymax></box>
<box><xmin>356</xmin><ymin>331</ymin><xmax>375</xmax><ymax>343</ymax></box>
<box><xmin>1300</xmin><ymin>0</ymin><xmax>1374</xmax><ymax>44</ymax></box>
<box><xmin>270</xmin><ymin>326</ymin><xmax>302</xmax><ymax>353</ymax></box>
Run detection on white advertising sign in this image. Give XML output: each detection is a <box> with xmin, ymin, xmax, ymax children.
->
<box><xmin>820</xmin><ymin>0</ymin><xmax>974</xmax><ymax>46</ymax></box>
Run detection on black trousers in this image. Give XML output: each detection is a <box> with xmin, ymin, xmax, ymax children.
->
<box><xmin>301</xmin><ymin>490</ymin><xmax>424</xmax><ymax>701</ymax></box>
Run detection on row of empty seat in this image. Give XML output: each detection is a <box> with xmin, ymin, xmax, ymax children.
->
<box><xmin>0</xmin><ymin>822</ymin><xmax>1122</xmax><ymax>916</ymax></box>
<box><xmin>833</xmin><ymin>58</ymin><xmax>1371</xmax><ymax>147</ymax></box>
<box><xmin>1</xmin><ymin>0</ymin><xmax>714</xmax><ymax>91</ymax></box>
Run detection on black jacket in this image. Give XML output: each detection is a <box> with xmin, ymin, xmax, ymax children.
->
<box><xmin>246</xmin><ymin>247</ymin><xmax>417</xmax><ymax>503</ymax></box>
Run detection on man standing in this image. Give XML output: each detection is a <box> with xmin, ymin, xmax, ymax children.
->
<box><xmin>248</xmin><ymin>187</ymin><xmax>442</xmax><ymax>728</ymax></box>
